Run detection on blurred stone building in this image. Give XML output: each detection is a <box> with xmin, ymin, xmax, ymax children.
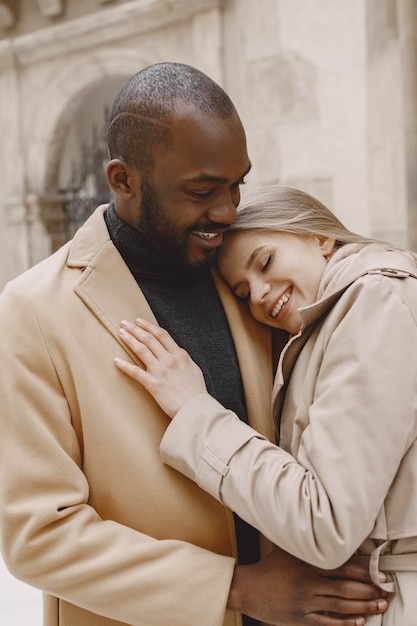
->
<box><xmin>0</xmin><ymin>0</ymin><xmax>416</xmax><ymax>288</ymax></box>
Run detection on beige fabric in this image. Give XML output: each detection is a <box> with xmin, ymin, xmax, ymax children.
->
<box><xmin>0</xmin><ymin>206</ymin><xmax>273</xmax><ymax>626</ymax></box>
<box><xmin>160</xmin><ymin>244</ymin><xmax>417</xmax><ymax>625</ymax></box>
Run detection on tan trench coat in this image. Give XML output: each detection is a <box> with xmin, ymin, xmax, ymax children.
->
<box><xmin>0</xmin><ymin>206</ymin><xmax>275</xmax><ymax>626</ymax></box>
<box><xmin>160</xmin><ymin>244</ymin><xmax>417</xmax><ymax>625</ymax></box>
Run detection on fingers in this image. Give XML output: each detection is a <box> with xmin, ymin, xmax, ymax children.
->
<box><xmin>117</xmin><ymin>326</ymin><xmax>157</xmax><ymax>372</ymax></box>
<box><xmin>301</xmin><ymin>612</ymin><xmax>375</xmax><ymax>626</ymax></box>
<box><xmin>302</xmin><ymin>614</ymin><xmax>365</xmax><ymax>626</ymax></box>
<box><xmin>115</xmin><ymin>319</ymin><xmax>167</xmax><ymax>375</ymax></box>
<box><xmin>318</xmin><ymin>560</ymin><xmax>386</xmax><ymax>586</ymax></box>
<box><xmin>126</xmin><ymin>318</ymin><xmax>181</xmax><ymax>355</ymax></box>
<box><xmin>315</xmin><ymin>577</ymin><xmax>389</xmax><ymax>602</ymax></box>
<box><xmin>116</xmin><ymin>317</ymin><xmax>193</xmax><ymax>379</ymax></box>
<box><xmin>307</xmin><ymin>579</ymin><xmax>388</xmax><ymax>624</ymax></box>
<box><xmin>311</xmin><ymin>596</ymin><xmax>388</xmax><ymax>619</ymax></box>
<box><xmin>114</xmin><ymin>356</ymin><xmax>149</xmax><ymax>385</ymax></box>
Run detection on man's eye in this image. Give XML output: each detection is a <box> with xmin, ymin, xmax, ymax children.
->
<box><xmin>232</xmin><ymin>177</ymin><xmax>247</xmax><ymax>189</ymax></box>
<box><xmin>190</xmin><ymin>189</ymin><xmax>214</xmax><ymax>199</ymax></box>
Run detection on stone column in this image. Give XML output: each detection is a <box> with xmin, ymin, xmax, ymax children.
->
<box><xmin>398</xmin><ymin>0</ymin><xmax>417</xmax><ymax>250</ymax></box>
<box><xmin>366</xmin><ymin>0</ymin><xmax>417</xmax><ymax>248</ymax></box>
<box><xmin>0</xmin><ymin>41</ymin><xmax>31</xmax><ymax>285</ymax></box>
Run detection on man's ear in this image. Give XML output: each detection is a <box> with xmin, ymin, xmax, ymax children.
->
<box><xmin>106</xmin><ymin>159</ymin><xmax>141</xmax><ymax>201</ymax></box>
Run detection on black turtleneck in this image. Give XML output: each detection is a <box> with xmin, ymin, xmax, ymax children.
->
<box><xmin>105</xmin><ymin>204</ymin><xmax>260</xmax><ymax>625</ymax></box>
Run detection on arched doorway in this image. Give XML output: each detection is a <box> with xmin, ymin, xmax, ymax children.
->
<box><xmin>58</xmin><ymin>77</ymin><xmax>126</xmax><ymax>241</ymax></box>
<box><xmin>22</xmin><ymin>51</ymin><xmax>155</xmax><ymax>264</ymax></box>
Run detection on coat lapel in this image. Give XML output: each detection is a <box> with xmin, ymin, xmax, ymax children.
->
<box><xmin>67</xmin><ymin>206</ymin><xmax>156</xmax><ymax>360</ymax></box>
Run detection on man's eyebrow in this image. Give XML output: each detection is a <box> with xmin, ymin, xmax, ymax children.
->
<box><xmin>184</xmin><ymin>163</ymin><xmax>252</xmax><ymax>184</ymax></box>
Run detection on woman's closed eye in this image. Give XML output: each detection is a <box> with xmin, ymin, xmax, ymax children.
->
<box><xmin>261</xmin><ymin>254</ymin><xmax>272</xmax><ymax>272</ymax></box>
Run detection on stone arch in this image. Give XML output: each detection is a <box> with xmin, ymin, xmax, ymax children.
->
<box><xmin>23</xmin><ymin>49</ymin><xmax>159</xmax><ymax>257</ymax></box>
<box><xmin>27</xmin><ymin>50</ymin><xmax>156</xmax><ymax>194</ymax></box>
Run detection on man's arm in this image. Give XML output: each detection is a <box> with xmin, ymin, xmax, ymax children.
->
<box><xmin>228</xmin><ymin>546</ymin><xmax>388</xmax><ymax>626</ymax></box>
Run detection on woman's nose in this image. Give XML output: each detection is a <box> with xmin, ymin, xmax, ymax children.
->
<box><xmin>250</xmin><ymin>281</ymin><xmax>270</xmax><ymax>305</ymax></box>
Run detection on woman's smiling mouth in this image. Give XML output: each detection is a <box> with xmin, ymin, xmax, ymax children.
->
<box><xmin>270</xmin><ymin>290</ymin><xmax>291</xmax><ymax>318</ymax></box>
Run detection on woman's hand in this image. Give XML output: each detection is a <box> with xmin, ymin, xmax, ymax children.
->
<box><xmin>115</xmin><ymin>318</ymin><xmax>208</xmax><ymax>418</ymax></box>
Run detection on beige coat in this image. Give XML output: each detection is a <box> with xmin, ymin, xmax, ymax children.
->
<box><xmin>0</xmin><ymin>206</ymin><xmax>275</xmax><ymax>626</ymax></box>
<box><xmin>160</xmin><ymin>244</ymin><xmax>417</xmax><ymax>625</ymax></box>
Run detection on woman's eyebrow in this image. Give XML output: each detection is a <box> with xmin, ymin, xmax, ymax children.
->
<box><xmin>246</xmin><ymin>245</ymin><xmax>267</xmax><ymax>269</ymax></box>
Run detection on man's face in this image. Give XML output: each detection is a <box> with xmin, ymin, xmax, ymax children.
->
<box><xmin>128</xmin><ymin>108</ymin><xmax>251</xmax><ymax>270</ymax></box>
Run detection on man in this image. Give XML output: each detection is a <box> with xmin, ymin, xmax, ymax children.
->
<box><xmin>0</xmin><ymin>63</ymin><xmax>387</xmax><ymax>626</ymax></box>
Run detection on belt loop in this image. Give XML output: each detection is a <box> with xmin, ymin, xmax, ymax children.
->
<box><xmin>369</xmin><ymin>541</ymin><xmax>396</xmax><ymax>592</ymax></box>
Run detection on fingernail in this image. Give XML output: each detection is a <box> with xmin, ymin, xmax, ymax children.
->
<box><xmin>377</xmin><ymin>599</ymin><xmax>388</xmax><ymax>611</ymax></box>
<box><xmin>378</xmin><ymin>571</ymin><xmax>387</xmax><ymax>583</ymax></box>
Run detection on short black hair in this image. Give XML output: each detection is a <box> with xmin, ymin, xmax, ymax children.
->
<box><xmin>107</xmin><ymin>62</ymin><xmax>236</xmax><ymax>174</ymax></box>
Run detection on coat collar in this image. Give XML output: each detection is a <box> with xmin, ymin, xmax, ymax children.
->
<box><xmin>299</xmin><ymin>244</ymin><xmax>417</xmax><ymax>328</ymax></box>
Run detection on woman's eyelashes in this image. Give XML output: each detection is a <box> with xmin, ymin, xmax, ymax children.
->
<box><xmin>261</xmin><ymin>253</ymin><xmax>272</xmax><ymax>272</ymax></box>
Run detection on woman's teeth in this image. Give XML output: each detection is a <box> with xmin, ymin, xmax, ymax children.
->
<box><xmin>271</xmin><ymin>292</ymin><xmax>290</xmax><ymax>318</ymax></box>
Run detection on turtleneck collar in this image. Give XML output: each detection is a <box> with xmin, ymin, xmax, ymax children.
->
<box><xmin>105</xmin><ymin>202</ymin><xmax>212</xmax><ymax>284</ymax></box>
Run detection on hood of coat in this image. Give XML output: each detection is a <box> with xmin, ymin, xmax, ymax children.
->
<box><xmin>297</xmin><ymin>243</ymin><xmax>417</xmax><ymax>329</ymax></box>
<box><xmin>272</xmin><ymin>242</ymin><xmax>417</xmax><ymax>408</ymax></box>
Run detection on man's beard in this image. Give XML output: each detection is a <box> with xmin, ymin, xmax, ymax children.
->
<box><xmin>136</xmin><ymin>178</ymin><xmax>215</xmax><ymax>272</ymax></box>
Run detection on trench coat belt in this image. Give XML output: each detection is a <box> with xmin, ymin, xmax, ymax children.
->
<box><xmin>356</xmin><ymin>541</ymin><xmax>417</xmax><ymax>593</ymax></box>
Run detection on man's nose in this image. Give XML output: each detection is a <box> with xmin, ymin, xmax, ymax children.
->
<box><xmin>207</xmin><ymin>192</ymin><xmax>238</xmax><ymax>225</ymax></box>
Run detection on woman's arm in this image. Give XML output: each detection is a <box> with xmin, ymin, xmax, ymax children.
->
<box><xmin>115</xmin><ymin>276</ymin><xmax>417</xmax><ymax>570</ymax></box>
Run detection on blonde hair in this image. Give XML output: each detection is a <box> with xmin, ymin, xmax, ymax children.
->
<box><xmin>224</xmin><ymin>186</ymin><xmax>376</xmax><ymax>246</ymax></box>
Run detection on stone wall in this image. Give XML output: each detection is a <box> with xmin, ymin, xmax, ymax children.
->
<box><xmin>0</xmin><ymin>0</ymin><xmax>415</xmax><ymax>288</ymax></box>
<box><xmin>0</xmin><ymin>0</ymin><xmax>128</xmax><ymax>37</ymax></box>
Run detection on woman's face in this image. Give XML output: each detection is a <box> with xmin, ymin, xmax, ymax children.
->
<box><xmin>218</xmin><ymin>230</ymin><xmax>335</xmax><ymax>334</ymax></box>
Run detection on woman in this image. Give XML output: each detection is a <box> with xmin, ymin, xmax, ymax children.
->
<box><xmin>115</xmin><ymin>187</ymin><xmax>417</xmax><ymax>625</ymax></box>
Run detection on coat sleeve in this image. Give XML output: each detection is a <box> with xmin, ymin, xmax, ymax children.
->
<box><xmin>0</xmin><ymin>287</ymin><xmax>235</xmax><ymax>626</ymax></box>
<box><xmin>160</xmin><ymin>276</ymin><xmax>417</xmax><ymax>568</ymax></box>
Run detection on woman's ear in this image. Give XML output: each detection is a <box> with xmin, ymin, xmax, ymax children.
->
<box><xmin>106</xmin><ymin>159</ymin><xmax>141</xmax><ymax>201</ymax></box>
<box><xmin>316</xmin><ymin>236</ymin><xmax>336</xmax><ymax>260</ymax></box>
